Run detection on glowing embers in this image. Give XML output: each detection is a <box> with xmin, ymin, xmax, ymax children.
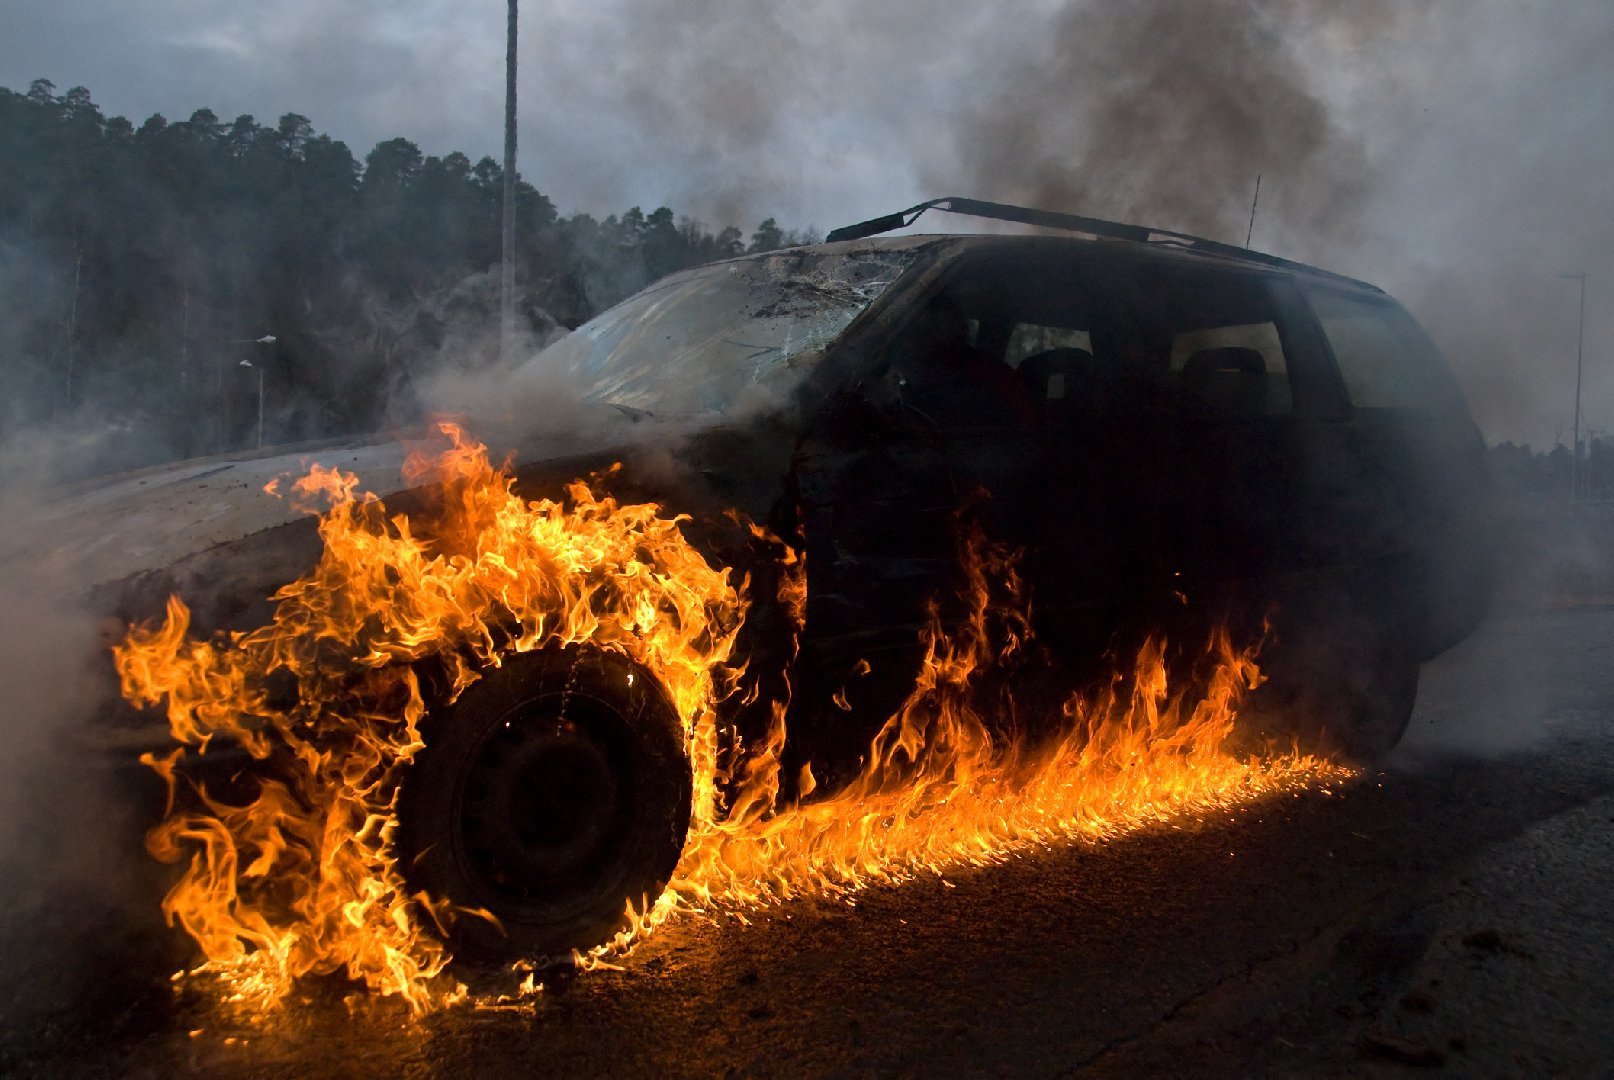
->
<box><xmin>115</xmin><ymin>424</ymin><xmax>1349</xmax><ymax>1016</ymax></box>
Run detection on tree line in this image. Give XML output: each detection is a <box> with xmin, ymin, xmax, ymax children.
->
<box><xmin>0</xmin><ymin>80</ymin><xmax>811</xmax><ymax>473</ymax></box>
<box><xmin>1490</xmin><ymin>438</ymin><xmax>1614</xmax><ymax>501</ymax></box>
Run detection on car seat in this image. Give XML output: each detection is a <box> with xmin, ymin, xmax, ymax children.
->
<box><xmin>1179</xmin><ymin>346</ymin><xmax>1268</xmax><ymax>418</ymax></box>
<box><xmin>1018</xmin><ymin>347</ymin><xmax>1108</xmax><ymax>414</ymax></box>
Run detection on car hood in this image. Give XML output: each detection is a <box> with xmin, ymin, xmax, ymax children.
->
<box><xmin>3</xmin><ymin>413</ymin><xmax>689</xmax><ymax>594</ymax></box>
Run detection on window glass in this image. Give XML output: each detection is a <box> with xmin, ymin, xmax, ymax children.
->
<box><xmin>1006</xmin><ymin>324</ymin><xmax>1093</xmax><ymax>368</ymax></box>
<box><xmin>1169</xmin><ymin>323</ymin><xmax>1286</xmax><ymax>372</ymax></box>
<box><xmin>1305</xmin><ymin>288</ymin><xmax>1459</xmax><ymax>411</ymax></box>
<box><xmin>535</xmin><ymin>247</ymin><xmax>918</xmax><ymax>415</ymax></box>
<box><xmin>890</xmin><ymin>254</ymin><xmax>1300</xmax><ymax>421</ymax></box>
<box><xmin>1090</xmin><ymin>261</ymin><xmax>1295</xmax><ymax>417</ymax></box>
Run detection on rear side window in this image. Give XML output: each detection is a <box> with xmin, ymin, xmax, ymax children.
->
<box><xmin>1305</xmin><ymin>288</ymin><xmax>1459</xmax><ymax>411</ymax></box>
<box><xmin>1121</xmin><ymin>266</ymin><xmax>1294</xmax><ymax>417</ymax></box>
<box><xmin>1166</xmin><ymin>320</ymin><xmax>1291</xmax><ymax>416</ymax></box>
<box><xmin>1168</xmin><ymin>322</ymin><xmax>1286</xmax><ymax>376</ymax></box>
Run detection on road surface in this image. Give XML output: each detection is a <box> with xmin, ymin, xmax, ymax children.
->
<box><xmin>4</xmin><ymin>604</ymin><xmax>1612</xmax><ymax>1077</ymax></box>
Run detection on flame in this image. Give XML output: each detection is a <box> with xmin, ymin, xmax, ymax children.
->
<box><xmin>115</xmin><ymin>423</ymin><xmax>746</xmax><ymax>1012</ymax></box>
<box><xmin>629</xmin><ymin>512</ymin><xmax>1344</xmax><ymax>947</ymax></box>
<box><xmin>115</xmin><ymin>424</ymin><xmax>1346</xmax><ymax>1014</ymax></box>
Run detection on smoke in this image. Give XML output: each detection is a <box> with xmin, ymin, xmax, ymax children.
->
<box><xmin>920</xmin><ymin>1</ymin><xmax>1394</xmax><ymax>249</ymax></box>
<box><xmin>1394</xmin><ymin>606</ymin><xmax>1580</xmax><ymax>765</ymax></box>
<box><xmin>485</xmin><ymin>0</ymin><xmax>1611</xmax><ymax>447</ymax></box>
<box><xmin>0</xmin><ymin>578</ymin><xmax>107</xmax><ymax>862</ymax></box>
<box><xmin>895</xmin><ymin>0</ymin><xmax>1609</xmax><ymax>446</ymax></box>
<box><xmin>0</xmin><ymin>1</ymin><xmax>1607</xmax><ymax>713</ymax></box>
<box><xmin>0</xmin><ymin>11</ymin><xmax>1607</xmax><ymax>1042</ymax></box>
<box><xmin>0</xmin><ymin>237</ymin><xmax>198</xmax><ymax>480</ymax></box>
<box><xmin>0</xmin><ymin>490</ymin><xmax>175</xmax><ymax>1053</ymax></box>
<box><xmin>0</xmin><ymin>241</ymin><xmax>182</xmax><ymax>1042</ymax></box>
<box><xmin>7</xmin><ymin>2</ymin><xmax>1611</xmax><ymax>442</ymax></box>
<box><xmin>1318</xmin><ymin>2</ymin><xmax>1612</xmax><ymax>448</ymax></box>
<box><xmin>397</xmin><ymin>273</ymin><xmax>581</xmax><ymax>445</ymax></box>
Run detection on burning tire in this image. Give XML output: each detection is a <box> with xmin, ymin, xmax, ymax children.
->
<box><xmin>397</xmin><ymin>646</ymin><xmax>692</xmax><ymax>962</ymax></box>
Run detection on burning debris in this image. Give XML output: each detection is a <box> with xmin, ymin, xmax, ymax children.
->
<box><xmin>115</xmin><ymin>423</ymin><xmax>1347</xmax><ymax>1016</ymax></box>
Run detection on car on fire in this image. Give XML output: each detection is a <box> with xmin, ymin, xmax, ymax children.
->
<box><xmin>63</xmin><ymin>197</ymin><xmax>1495</xmax><ymax>963</ymax></box>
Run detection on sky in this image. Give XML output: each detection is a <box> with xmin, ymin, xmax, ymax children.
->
<box><xmin>2</xmin><ymin>0</ymin><xmax>1610</xmax><ymax>446</ymax></box>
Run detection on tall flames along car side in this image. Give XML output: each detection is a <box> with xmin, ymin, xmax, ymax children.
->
<box><xmin>63</xmin><ymin>201</ymin><xmax>1495</xmax><ymax>961</ymax></box>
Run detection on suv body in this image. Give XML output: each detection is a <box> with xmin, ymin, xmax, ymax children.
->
<box><xmin>534</xmin><ymin>218</ymin><xmax>1493</xmax><ymax>765</ymax></box>
<box><xmin>64</xmin><ymin>202</ymin><xmax>1496</xmax><ymax>959</ymax></box>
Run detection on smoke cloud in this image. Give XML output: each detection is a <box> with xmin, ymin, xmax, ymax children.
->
<box><xmin>920</xmin><ymin>1</ymin><xmax>1394</xmax><ymax>249</ymax></box>
<box><xmin>4</xmin><ymin>1</ymin><xmax>1611</xmax><ymax>443</ymax></box>
<box><xmin>0</xmin><ymin>484</ymin><xmax>174</xmax><ymax>1052</ymax></box>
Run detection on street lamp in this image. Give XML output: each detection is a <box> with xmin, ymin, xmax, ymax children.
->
<box><xmin>236</xmin><ymin>335</ymin><xmax>277</xmax><ymax>450</ymax></box>
<box><xmin>1560</xmin><ymin>274</ymin><xmax>1587</xmax><ymax>499</ymax></box>
<box><xmin>501</xmin><ymin>0</ymin><xmax>519</xmax><ymax>362</ymax></box>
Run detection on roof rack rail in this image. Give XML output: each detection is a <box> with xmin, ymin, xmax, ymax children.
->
<box><xmin>825</xmin><ymin>196</ymin><xmax>1379</xmax><ymax>292</ymax></box>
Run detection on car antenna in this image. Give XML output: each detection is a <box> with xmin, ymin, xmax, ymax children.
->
<box><xmin>1244</xmin><ymin>173</ymin><xmax>1262</xmax><ymax>250</ymax></box>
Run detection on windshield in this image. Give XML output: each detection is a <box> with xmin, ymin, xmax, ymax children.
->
<box><xmin>537</xmin><ymin>248</ymin><xmax>918</xmax><ymax>415</ymax></box>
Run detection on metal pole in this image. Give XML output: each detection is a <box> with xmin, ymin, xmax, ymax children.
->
<box><xmin>235</xmin><ymin>336</ymin><xmax>275</xmax><ymax>452</ymax></box>
<box><xmin>1561</xmin><ymin>273</ymin><xmax>1587</xmax><ymax>499</ymax></box>
<box><xmin>1244</xmin><ymin>173</ymin><xmax>1262</xmax><ymax>250</ymax></box>
<box><xmin>500</xmin><ymin>0</ymin><xmax>518</xmax><ymax>362</ymax></box>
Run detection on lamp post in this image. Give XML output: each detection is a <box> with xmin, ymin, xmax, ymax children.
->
<box><xmin>1560</xmin><ymin>273</ymin><xmax>1587</xmax><ymax>499</ymax></box>
<box><xmin>235</xmin><ymin>335</ymin><xmax>277</xmax><ymax>450</ymax></box>
<box><xmin>500</xmin><ymin>0</ymin><xmax>519</xmax><ymax>362</ymax></box>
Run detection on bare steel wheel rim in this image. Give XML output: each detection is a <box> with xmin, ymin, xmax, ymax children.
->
<box><xmin>455</xmin><ymin>693</ymin><xmax>637</xmax><ymax>912</ymax></box>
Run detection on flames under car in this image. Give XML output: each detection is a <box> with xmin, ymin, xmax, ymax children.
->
<box><xmin>78</xmin><ymin>200</ymin><xmax>1495</xmax><ymax>998</ymax></box>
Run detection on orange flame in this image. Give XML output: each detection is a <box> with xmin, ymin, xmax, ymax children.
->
<box><xmin>115</xmin><ymin>423</ymin><xmax>746</xmax><ymax>1012</ymax></box>
<box><xmin>635</xmin><ymin>513</ymin><xmax>1344</xmax><ymax>947</ymax></box>
<box><xmin>115</xmin><ymin>424</ymin><xmax>1346</xmax><ymax>1014</ymax></box>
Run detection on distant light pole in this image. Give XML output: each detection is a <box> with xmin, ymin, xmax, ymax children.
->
<box><xmin>500</xmin><ymin>0</ymin><xmax>519</xmax><ymax>362</ymax></box>
<box><xmin>1560</xmin><ymin>273</ymin><xmax>1587</xmax><ymax>498</ymax></box>
<box><xmin>235</xmin><ymin>334</ymin><xmax>277</xmax><ymax>450</ymax></box>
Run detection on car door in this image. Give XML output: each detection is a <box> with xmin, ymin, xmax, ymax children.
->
<box><xmin>789</xmin><ymin>258</ymin><xmax>1044</xmax><ymax>717</ymax></box>
<box><xmin>1291</xmin><ymin>283</ymin><xmax>1494</xmax><ymax>654</ymax></box>
<box><xmin>1025</xmin><ymin>255</ymin><xmax>1348</xmax><ymax>664</ymax></box>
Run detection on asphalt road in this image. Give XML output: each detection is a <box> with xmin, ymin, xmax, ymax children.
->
<box><xmin>5</xmin><ymin>604</ymin><xmax>1613</xmax><ymax>1078</ymax></box>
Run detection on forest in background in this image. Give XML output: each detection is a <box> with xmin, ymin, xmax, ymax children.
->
<box><xmin>1</xmin><ymin>78</ymin><xmax>1603</xmax><ymax>497</ymax></box>
<box><xmin>0</xmin><ymin>80</ymin><xmax>812</xmax><ymax>474</ymax></box>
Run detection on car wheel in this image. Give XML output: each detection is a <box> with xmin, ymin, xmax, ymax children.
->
<box><xmin>1242</xmin><ymin>628</ymin><xmax>1420</xmax><ymax>765</ymax></box>
<box><xmin>396</xmin><ymin>646</ymin><xmax>692</xmax><ymax>962</ymax></box>
<box><xmin>1328</xmin><ymin>646</ymin><xmax>1419</xmax><ymax>763</ymax></box>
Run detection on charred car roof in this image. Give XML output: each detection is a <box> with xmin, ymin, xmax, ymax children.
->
<box><xmin>814</xmin><ymin>196</ymin><xmax>1383</xmax><ymax>295</ymax></box>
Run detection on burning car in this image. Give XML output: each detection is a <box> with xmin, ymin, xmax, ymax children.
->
<box><xmin>79</xmin><ymin>197</ymin><xmax>1493</xmax><ymax>994</ymax></box>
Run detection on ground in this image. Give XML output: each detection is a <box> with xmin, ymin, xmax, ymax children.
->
<box><xmin>3</xmin><ymin>602</ymin><xmax>1612</xmax><ymax>1078</ymax></box>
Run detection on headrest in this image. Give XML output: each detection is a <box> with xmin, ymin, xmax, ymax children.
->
<box><xmin>1018</xmin><ymin>347</ymin><xmax>1096</xmax><ymax>376</ymax></box>
<box><xmin>1018</xmin><ymin>347</ymin><xmax>1100</xmax><ymax>405</ymax></box>
<box><xmin>1182</xmin><ymin>346</ymin><xmax>1265</xmax><ymax>377</ymax></box>
<box><xmin>1180</xmin><ymin>346</ymin><xmax>1268</xmax><ymax>418</ymax></box>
